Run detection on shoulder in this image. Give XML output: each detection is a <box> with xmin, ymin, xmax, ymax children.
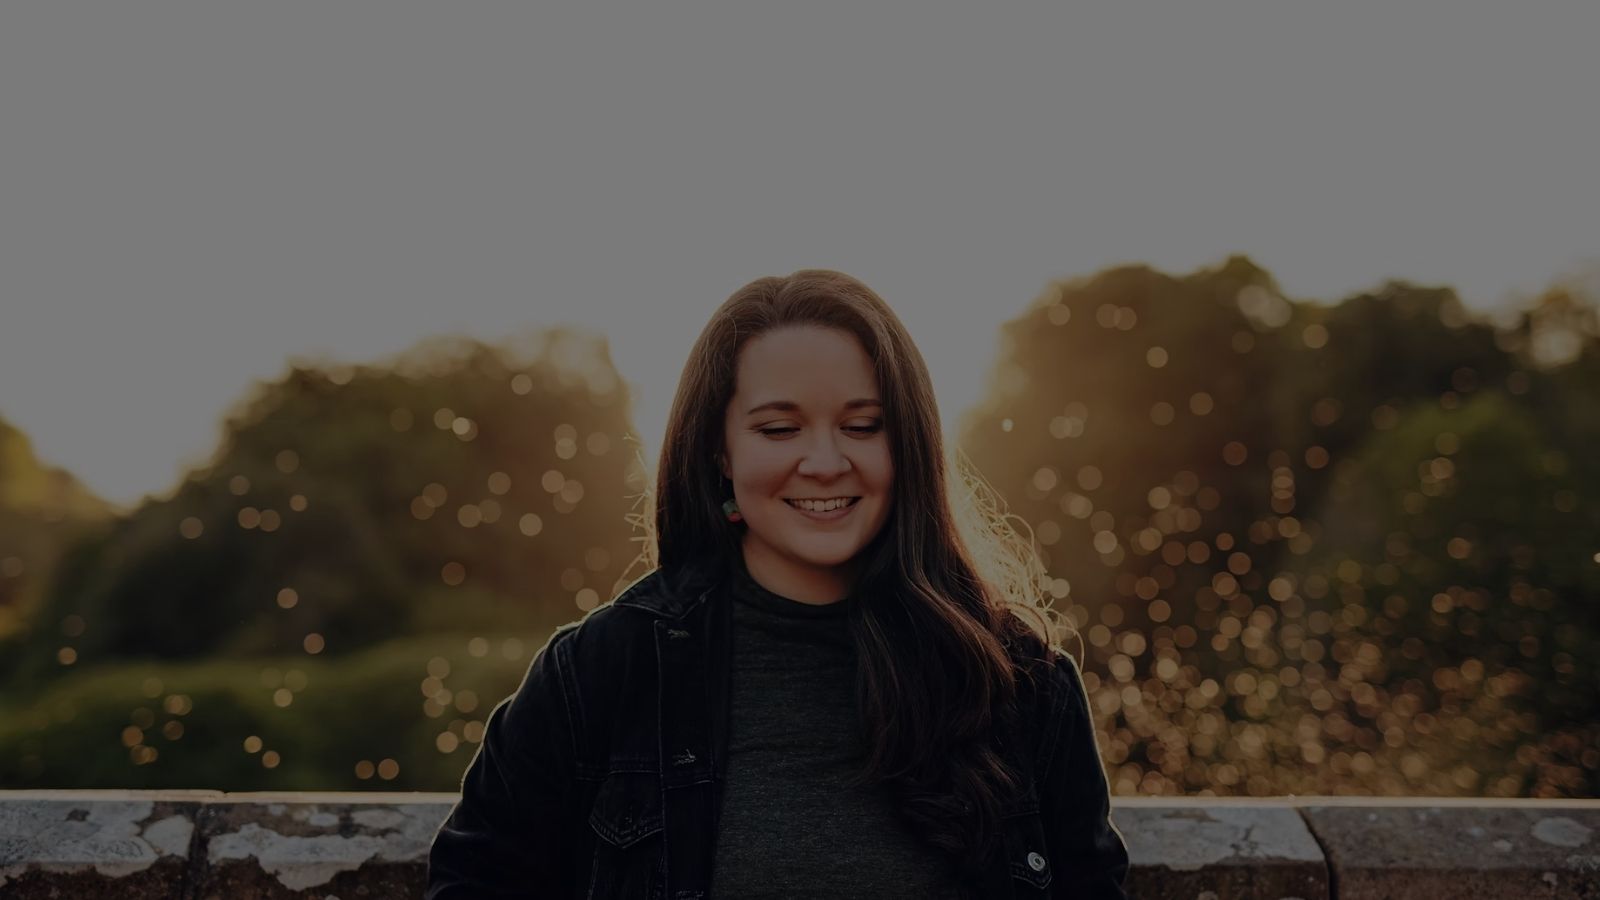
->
<box><xmin>1002</xmin><ymin>629</ymin><xmax>1094</xmax><ymax>734</ymax></box>
<box><xmin>1000</xmin><ymin>623</ymin><xmax>1079</xmax><ymax>694</ymax></box>
<box><xmin>1037</xmin><ymin>642</ymin><xmax>1090</xmax><ymax>709</ymax></box>
<box><xmin>542</xmin><ymin>565</ymin><xmax>705</xmax><ymax>670</ymax></box>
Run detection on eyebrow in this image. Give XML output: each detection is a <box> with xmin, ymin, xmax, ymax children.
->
<box><xmin>745</xmin><ymin>398</ymin><xmax>883</xmax><ymax>415</ymax></box>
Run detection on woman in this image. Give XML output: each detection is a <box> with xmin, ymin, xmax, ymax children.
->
<box><xmin>428</xmin><ymin>270</ymin><xmax>1130</xmax><ymax>898</ymax></box>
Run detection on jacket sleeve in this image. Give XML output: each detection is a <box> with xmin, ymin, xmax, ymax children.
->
<box><xmin>1040</xmin><ymin>651</ymin><xmax>1131</xmax><ymax>899</ymax></box>
<box><xmin>427</xmin><ymin>627</ymin><xmax>581</xmax><ymax>899</ymax></box>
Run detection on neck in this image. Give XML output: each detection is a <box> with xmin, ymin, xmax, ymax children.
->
<box><xmin>737</xmin><ymin>539</ymin><xmax>856</xmax><ymax>606</ymax></box>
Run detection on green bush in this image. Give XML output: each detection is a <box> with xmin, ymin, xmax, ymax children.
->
<box><xmin>0</xmin><ymin>628</ymin><xmax>569</xmax><ymax>791</ymax></box>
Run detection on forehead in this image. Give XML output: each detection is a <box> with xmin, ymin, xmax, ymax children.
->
<box><xmin>732</xmin><ymin>326</ymin><xmax>878</xmax><ymax>402</ymax></box>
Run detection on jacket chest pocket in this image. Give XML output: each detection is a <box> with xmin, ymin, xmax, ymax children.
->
<box><xmin>586</xmin><ymin>772</ymin><xmax>666</xmax><ymax>900</ymax></box>
<box><xmin>1003</xmin><ymin>811</ymin><xmax>1053</xmax><ymax>897</ymax></box>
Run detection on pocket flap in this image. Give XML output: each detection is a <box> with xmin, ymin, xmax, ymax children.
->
<box><xmin>1004</xmin><ymin>813</ymin><xmax>1054</xmax><ymax>891</ymax></box>
<box><xmin>587</xmin><ymin>773</ymin><xmax>664</xmax><ymax>849</ymax></box>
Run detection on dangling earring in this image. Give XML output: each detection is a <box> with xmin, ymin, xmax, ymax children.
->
<box><xmin>717</xmin><ymin>455</ymin><xmax>742</xmax><ymax>523</ymax></box>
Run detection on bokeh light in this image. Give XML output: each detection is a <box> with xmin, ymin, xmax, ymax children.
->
<box><xmin>0</xmin><ymin>261</ymin><xmax>1593</xmax><ymax>801</ymax></box>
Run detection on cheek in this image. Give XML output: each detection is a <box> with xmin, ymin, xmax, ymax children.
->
<box><xmin>730</xmin><ymin>446</ymin><xmax>791</xmax><ymax>492</ymax></box>
<box><xmin>867</xmin><ymin>449</ymin><xmax>895</xmax><ymax>492</ymax></box>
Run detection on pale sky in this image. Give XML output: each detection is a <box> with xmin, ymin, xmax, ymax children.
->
<box><xmin>2</xmin><ymin>4</ymin><xmax>1595</xmax><ymax>511</ymax></box>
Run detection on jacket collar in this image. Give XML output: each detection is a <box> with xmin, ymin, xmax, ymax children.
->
<box><xmin>610</xmin><ymin>563</ymin><xmax>724</xmax><ymax>620</ymax></box>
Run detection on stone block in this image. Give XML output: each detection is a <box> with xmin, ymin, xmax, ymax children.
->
<box><xmin>1119</xmin><ymin>799</ymin><xmax>1330</xmax><ymax>899</ymax></box>
<box><xmin>0</xmin><ymin>790</ymin><xmax>205</xmax><ymax>899</ymax></box>
<box><xmin>190</xmin><ymin>792</ymin><xmax>450</xmax><ymax>899</ymax></box>
<box><xmin>1301</xmin><ymin>800</ymin><xmax>1600</xmax><ymax>899</ymax></box>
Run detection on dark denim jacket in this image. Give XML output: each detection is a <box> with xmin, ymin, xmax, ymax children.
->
<box><xmin>427</xmin><ymin>565</ymin><xmax>1130</xmax><ymax>899</ymax></box>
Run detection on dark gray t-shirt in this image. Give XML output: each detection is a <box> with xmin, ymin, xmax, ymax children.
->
<box><xmin>708</xmin><ymin>562</ymin><xmax>963</xmax><ymax>898</ymax></box>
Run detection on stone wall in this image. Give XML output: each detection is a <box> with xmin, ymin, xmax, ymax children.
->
<box><xmin>1</xmin><ymin>791</ymin><xmax>1596</xmax><ymax>898</ymax></box>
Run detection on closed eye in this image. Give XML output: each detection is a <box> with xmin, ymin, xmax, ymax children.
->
<box><xmin>758</xmin><ymin>423</ymin><xmax>883</xmax><ymax>437</ymax></box>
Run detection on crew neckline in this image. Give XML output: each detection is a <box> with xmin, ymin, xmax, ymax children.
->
<box><xmin>728</xmin><ymin>554</ymin><xmax>855</xmax><ymax>619</ymax></box>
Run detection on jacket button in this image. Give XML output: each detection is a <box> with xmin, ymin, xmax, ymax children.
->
<box><xmin>1026</xmin><ymin>851</ymin><xmax>1047</xmax><ymax>872</ymax></box>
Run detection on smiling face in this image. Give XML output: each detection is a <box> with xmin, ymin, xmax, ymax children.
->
<box><xmin>720</xmin><ymin>325</ymin><xmax>895</xmax><ymax>604</ymax></box>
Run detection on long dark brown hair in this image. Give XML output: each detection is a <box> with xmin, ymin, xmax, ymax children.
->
<box><xmin>642</xmin><ymin>269</ymin><xmax>1074</xmax><ymax>879</ymax></box>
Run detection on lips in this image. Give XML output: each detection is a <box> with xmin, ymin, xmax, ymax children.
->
<box><xmin>784</xmin><ymin>497</ymin><xmax>859</xmax><ymax>509</ymax></box>
<box><xmin>784</xmin><ymin>497</ymin><xmax>860</xmax><ymax>519</ymax></box>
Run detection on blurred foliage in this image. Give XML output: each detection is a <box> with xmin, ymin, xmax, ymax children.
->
<box><xmin>1</xmin><ymin>258</ymin><xmax>1596</xmax><ymax>798</ymax></box>
<box><xmin>2</xmin><ymin>328</ymin><xmax>647</xmax><ymax>685</ymax></box>
<box><xmin>0</xmin><ymin>418</ymin><xmax>115</xmax><ymax>640</ymax></box>
<box><xmin>0</xmin><ymin>634</ymin><xmax>539</xmax><ymax>790</ymax></box>
<box><xmin>959</xmin><ymin>256</ymin><xmax>1600</xmax><ymax>798</ymax></box>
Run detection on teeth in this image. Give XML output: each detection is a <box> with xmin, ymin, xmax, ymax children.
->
<box><xmin>788</xmin><ymin>497</ymin><xmax>856</xmax><ymax>512</ymax></box>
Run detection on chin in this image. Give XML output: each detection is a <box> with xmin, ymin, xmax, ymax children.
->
<box><xmin>786</xmin><ymin>535</ymin><xmax>870</xmax><ymax>567</ymax></box>
<box><xmin>792</xmin><ymin>548</ymin><xmax>860</xmax><ymax>569</ymax></box>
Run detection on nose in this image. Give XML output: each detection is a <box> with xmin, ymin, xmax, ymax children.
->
<box><xmin>795</xmin><ymin>431</ymin><xmax>853</xmax><ymax>479</ymax></box>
